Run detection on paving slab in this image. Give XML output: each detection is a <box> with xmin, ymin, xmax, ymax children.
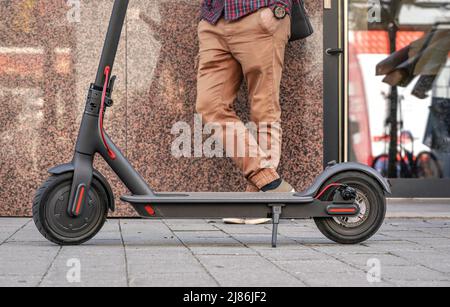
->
<box><xmin>40</xmin><ymin>245</ymin><xmax>128</xmax><ymax>287</ymax></box>
<box><xmin>0</xmin><ymin>217</ymin><xmax>450</xmax><ymax>287</ymax></box>
<box><xmin>196</xmin><ymin>255</ymin><xmax>306</xmax><ymax>287</ymax></box>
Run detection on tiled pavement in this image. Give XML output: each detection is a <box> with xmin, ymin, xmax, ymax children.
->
<box><xmin>0</xmin><ymin>217</ymin><xmax>450</xmax><ymax>287</ymax></box>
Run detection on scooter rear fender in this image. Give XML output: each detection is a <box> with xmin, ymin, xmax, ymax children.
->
<box><xmin>299</xmin><ymin>162</ymin><xmax>391</xmax><ymax>197</ymax></box>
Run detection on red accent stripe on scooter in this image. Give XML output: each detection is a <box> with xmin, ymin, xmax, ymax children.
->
<box><xmin>315</xmin><ymin>183</ymin><xmax>343</xmax><ymax>199</ymax></box>
<box><xmin>99</xmin><ymin>66</ymin><xmax>116</xmax><ymax>160</ymax></box>
<box><xmin>75</xmin><ymin>186</ymin><xmax>85</xmax><ymax>215</ymax></box>
<box><xmin>328</xmin><ymin>208</ymin><xmax>356</xmax><ymax>214</ymax></box>
<box><xmin>144</xmin><ymin>205</ymin><xmax>156</xmax><ymax>216</ymax></box>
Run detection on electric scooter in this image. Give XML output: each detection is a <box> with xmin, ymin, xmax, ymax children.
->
<box><xmin>32</xmin><ymin>0</ymin><xmax>391</xmax><ymax>247</ymax></box>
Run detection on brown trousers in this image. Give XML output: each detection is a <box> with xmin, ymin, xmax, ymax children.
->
<box><xmin>196</xmin><ymin>8</ymin><xmax>291</xmax><ymax>190</ymax></box>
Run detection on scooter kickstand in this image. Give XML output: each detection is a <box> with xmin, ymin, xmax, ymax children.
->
<box><xmin>269</xmin><ymin>205</ymin><xmax>284</xmax><ymax>248</ymax></box>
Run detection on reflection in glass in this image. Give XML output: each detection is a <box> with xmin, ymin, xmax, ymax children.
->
<box><xmin>348</xmin><ymin>0</ymin><xmax>450</xmax><ymax>179</ymax></box>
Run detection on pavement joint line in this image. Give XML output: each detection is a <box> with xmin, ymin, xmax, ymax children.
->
<box><xmin>166</xmin><ymin>230</ymin><xmax>222</xmax><ymax>233</ymax></box>
<box><xmin>118</xmin><ymin>219</ymin><xmax>130</xmax><ymax>288</ymax></box>
<box><xmin>161</xmin><ymin>219</ymin><xmax>221</xmax><ymax>287</ymax></box>
<box><xmin>37</xmin><ymin>246</ymin><xmax>63</xmax><ymax>287</ymax></box>
<box><xmin>424</xmin><ymin>219</ymin><xmax>450</xmax><ymax>225</ymax></box>
<box><xmin>0</xmin><ymin>219</ymin><xmax>31</xmax><ymax>246</ymax></box>
<box><xmin>416</xmin><ymin>228</ymin><xmax>450</xmax><ymax>240</ymax></box>
<box><xmin>379</xmin><ymin>232</ymin><xmax>425</xmax><ymax>245</ymax></box>
<box><xmin>211</xmin><ymin>223</ymin><xmax>310</xmax><ymax>287</ymax></box>
<box><xmin>361</xmin><ymin>229</ymin><xmax>450</xmax><ymax>277</ymax></box>
<box><xmin>390</xmin><ymin>236</ymin><xmax>450</xmax><ymax>260</ymax></box>
<box><xmin>386</xmin><ymin>248</ymin><xmax>450</xmax><ymax>276</ymax></box>
<box><xmin>279</xmin><ymin>230</ymin><xmax>396</xmax><ymax>286</ymax></box>
<box><xmin>309</xmin><ymin>244</ymin><xmax>395</xmax><ymax>286</ymax></box>
<box><xmin>385</xmin><ymin>277</ymin><xmax>450</xmax><ymax>284</ymax></box>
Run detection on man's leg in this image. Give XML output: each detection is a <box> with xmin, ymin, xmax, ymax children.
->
<box><xmin>197</xmin><ymin>19</ymin><xmax>270</xmax><ymax>225</ymax></box>
<box><xmin>196</xmin><ymin>19</ymin><xmax>243</xmax><ymax>146</ymax></box>
<box><xmin>197</xmin><ymin>19</ymin><xmax>272</xmax><ymax>187</ymax></box>
<box><xmin>229</xmin><ymin>8</ymin><xmax>293</xmax><ymax>192</ymax></box>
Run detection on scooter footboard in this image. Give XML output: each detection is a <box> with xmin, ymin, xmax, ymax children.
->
<box><xmin>130</xmin><ymin>201</ymin><xmax>358</xmax><ymax>219</ymax></box>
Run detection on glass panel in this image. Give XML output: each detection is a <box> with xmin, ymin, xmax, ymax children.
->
<box><xmin>348</xmin><ymin>0</ymin><xmax>450</xmax><ymax>179</ymax></box>
<box><xmin>0</xmin><ymin>0</ymin><xmax>324</xmax><ymax>216</ymax></box>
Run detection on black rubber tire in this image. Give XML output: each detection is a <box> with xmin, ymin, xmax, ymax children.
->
<box><xmin>33</xmin><ymin>173</ymin><xmax>109</xmax><ymax>246</ymax></box>
<box><xmin>415</xmin><ymin>151</ymin><xmax>443</xmax><ymax>179</ymax></box>
<box><xmin>372</xmin><ymin>154</ymin><xmax>390</xmax><ymax>177</ymax></box>
<box><xmin>314</xmin><ymin>172</ymin><xmax>386</xmax><ymax>245</ymax></box>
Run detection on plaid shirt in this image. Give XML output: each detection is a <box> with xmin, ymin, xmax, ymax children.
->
<box><xmin>201</xmin><ymin>0</ymin><xmax>294</xmax><ymax>24</ymax></box>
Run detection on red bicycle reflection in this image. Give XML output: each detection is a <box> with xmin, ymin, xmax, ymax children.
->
<box><xmin>372</xmin><ymin>130</ymin><xmax>442</xmax><ymax>179</ymax></box>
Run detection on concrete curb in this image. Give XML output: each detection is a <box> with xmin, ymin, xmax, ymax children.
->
<box><xmin>387</xmin><ymin>199</ymin><xmax>450</xmax><ymax>219</ymax></box>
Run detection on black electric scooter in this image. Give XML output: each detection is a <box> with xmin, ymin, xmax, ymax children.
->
<box><xmin>32</xmin><ymin>0</ymin><xmax>390</xmax><ymax>247</ymax></box>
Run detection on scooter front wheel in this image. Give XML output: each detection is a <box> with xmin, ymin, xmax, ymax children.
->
<box><xmin>33</xmin><ymin>173</ymin><xmax>109</xmax><ymax>245</ymax></box>
<box><xmin>314</xmin><ymin>172</ymin><xmax>386</xmax><ymax>244</ymax></box>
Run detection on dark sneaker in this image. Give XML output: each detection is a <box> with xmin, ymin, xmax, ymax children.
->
<box><xmin>263</xmin><ymin>180</ymin><xmax>296</xmax><ymax>193</ymax></box>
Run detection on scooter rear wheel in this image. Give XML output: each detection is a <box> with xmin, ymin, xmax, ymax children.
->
<box><xmin>314</xmin><ymin>172</ymin><xmax>386</xmax><ymax>244</ymax></box>
<box><xmin>33</xmin><ymin>173</ymin><xmax>109</xmax><ymax>245</ymax></box>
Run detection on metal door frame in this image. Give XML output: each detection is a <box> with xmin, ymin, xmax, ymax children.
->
<box><xmin>322</xmin><ymin>0</ymin><xmax>450</xmax><ymax>198</ymax></box>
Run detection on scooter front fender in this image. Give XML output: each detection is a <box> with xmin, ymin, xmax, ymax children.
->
<box><xmin>299</xmin><ymin>162</ymin><xmax>391</xmax><ymax>197</ymax></box>
<box><xmin>48</xmin><ymin>163</ymin><xmax>76</xmax><ymax>175</ymax></box>
<box><xmin>48</xmin><ymin>163</ymin><xmax>115</xmax><ymax>212</ymax></box>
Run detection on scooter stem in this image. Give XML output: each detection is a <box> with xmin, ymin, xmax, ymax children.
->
<box><xmin>94</xmin><ymin>0</ymin><xmax>129</xmax><ymax>88</ymax></box>
<box><xmin>99</xmin><ymin>66</ymin><xmax>116</xmax><ymax>160</ymax></box>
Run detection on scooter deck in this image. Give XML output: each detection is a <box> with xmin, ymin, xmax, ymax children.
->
<box><xmin>120</xmin><ymin>193</ymin><xmax>357</xmax><ymax>248</ymax></box>
<box><xmin>121</xmin><ymin>192</ymin><xmax>314</xmax><ymax>205</ymax></box>
<box><xmin>119</xmin><ymin>192</ymin><xmax>360</xmax><ymax>220</ymax></box>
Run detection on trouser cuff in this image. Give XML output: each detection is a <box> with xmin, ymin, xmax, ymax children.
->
<box><xmin>249</xmin><ymin>168</ymin><xmax>280</xmax><ymax>190</ymax></box>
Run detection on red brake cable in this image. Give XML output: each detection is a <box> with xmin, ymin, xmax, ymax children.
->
<box><xmin>99</xmin><ymin>66</ymin><xmax>116</xmax><ymax>160</ymax></box>
<box><xmin>315</xmin><ymin>183</ymin><xmax>343</xmax><ymax>200</ymax></box>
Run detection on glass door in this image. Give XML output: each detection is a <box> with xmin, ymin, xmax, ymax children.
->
<box><xmin>341</xmin><ymin>0</ymin><xmax>450</xmax><ymax>197</ymax></box>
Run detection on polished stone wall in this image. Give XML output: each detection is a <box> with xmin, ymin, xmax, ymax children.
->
<box><xmin>0</xmin><ymin>0</ymin><xmax>323</xmax><ymax>217</ymax></box>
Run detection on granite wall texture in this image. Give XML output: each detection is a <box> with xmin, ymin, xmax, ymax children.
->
<box><xmin>0</xmin><ymin>0</ymin><xmax>323</xmax><ymax>217</ymax></box>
